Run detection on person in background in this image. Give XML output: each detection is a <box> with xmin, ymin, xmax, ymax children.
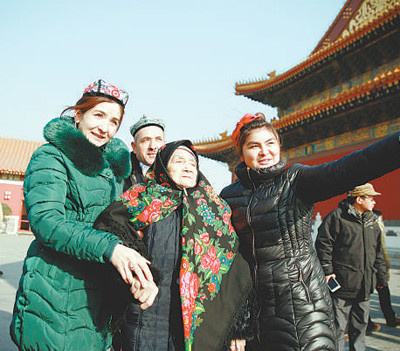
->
<box><xmin>221</xmin><ymin>112</ymin><xmax>400</xmax><ymax>351</ymax></box>
<box><xmin>367</xmin><ymin>209</ymin><xmax>400</xmax><ymax>334</ymax></box>
<box><xmin>316</xmin><ymin>184</ymin><xmax>387</xmax><ymax>351</ymax></box>
<box><xmin>95</xmin><ymin>140</ymin><xmax>254</xmax><ymax>351</ymax></box>
<box><xmin>113</xmin><ymin>114</ymin><xmax>166</xmax><ymax>349</ymax></box>
<box><xmin>124</xmin><ymin>114</ymin><xmax>165</xmax><ymax>191</ymax></box>
<box><xmin>10</xmin><ymin>79</ymin><xmax>156</xmax><ymax>351</ymax></box>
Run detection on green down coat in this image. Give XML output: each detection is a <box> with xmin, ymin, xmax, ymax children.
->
<box><xmin>10</xmin><ymin>116</ymin><xmax>131</xmax><ymax>351</ymax></box>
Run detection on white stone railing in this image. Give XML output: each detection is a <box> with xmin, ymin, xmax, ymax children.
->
<box><xmin>0</xmin><ymin>215</ymin><xmax>20</xmax><ymax>235</ymax></box>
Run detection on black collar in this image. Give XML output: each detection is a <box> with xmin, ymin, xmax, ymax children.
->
<box><xmin>235</xmin><ymin>158</ymin><xmax>287</xmax><ymax>188</ymax></box>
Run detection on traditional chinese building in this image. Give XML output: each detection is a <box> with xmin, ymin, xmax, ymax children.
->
<box><xmin>195</xmin><ymin>0</ymin><xmax>400</xmax><ymax>223</ymax></box>
<box><xmin>0</xmin><ymin>137</ymin><xmax>43</xmax><ymax>233</ymax></box>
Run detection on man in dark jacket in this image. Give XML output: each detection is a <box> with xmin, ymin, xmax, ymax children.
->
<box><xmin>116</xmin><ymin>114</ymin><xmax>165</xmax><ymax>349</ymax></box>
<box><xmin>123</xmin><ymin>114</ymin><xmax>165</xmax><ymax>191</ymax></box>
<box><xmin>315</xmin><ymin>183</ymin><xmax>387</xmax><ymax>351</ymax></box>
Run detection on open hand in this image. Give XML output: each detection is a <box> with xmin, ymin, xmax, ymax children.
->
<box><xmin>110</xmin><ymin>244</ymin><xmax>153</xmax><ymax>287</ymax></box>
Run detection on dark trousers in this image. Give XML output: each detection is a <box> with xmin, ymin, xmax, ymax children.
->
<box><xmin>377</xmin><ymin>286</ymin><xmax>396</xmax><ymax>323</ymax></box>
<box><xmin>333</xmin><ymin>296</ymin><xmax>370</xmax><ymax>351</ymax></box>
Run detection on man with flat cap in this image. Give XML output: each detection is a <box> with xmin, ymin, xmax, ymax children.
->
<box><xmin>124</xmin><ymin>115</ymin><xmax>166</xmax><ymax>191</ymax></box>
<box><xmin>112</xmin><ymin>116</ymin><xmax>166</xmax><ymax>351</ymax></box>
<box><xmin>315</xmin><ymin>183</ymin><xmax>387</xmax><ymax>351</ymax></box>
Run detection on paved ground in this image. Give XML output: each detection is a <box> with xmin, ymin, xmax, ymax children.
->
<box><xmin>0</xmin><ymin>234</ymin><xmax>33</xmax><ymax>351</ymax></box>
<box><xmin>1</xmin><ymin>234</ymin><xmax>400</xmax><ymax>350</ymax></box>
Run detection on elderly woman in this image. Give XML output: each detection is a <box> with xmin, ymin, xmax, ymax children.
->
<box><xmin>10</xmin><ymin>80</ymin><xmax>155</xmax><ymax>351</ymax></box>
<box><xmin>94</xmin><ymin>140</ymin><xmax>254</xmax><ymax>351</ymax></box>
<box><xmin>220</xmin><ymin>113</ymin><xmax>400</xmax><ymax>350</ymax></box>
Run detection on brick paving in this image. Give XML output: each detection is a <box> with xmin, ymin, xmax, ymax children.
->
<box><xmin>1</xmin><ymin>234</ymin><xmax>400</xmax><ymax>350</ymax></box>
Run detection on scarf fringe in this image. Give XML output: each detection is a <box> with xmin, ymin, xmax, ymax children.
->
<box><xmin>219</xmin><ymin>281</ymin><xmax>256</xmax><ymax>350</ymax></box>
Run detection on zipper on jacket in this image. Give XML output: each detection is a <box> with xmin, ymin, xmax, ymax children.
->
<box><xmin>295</xmin><ymin>261</ymin><xmax>311</xmax><ymax>304</ymax></box>
<box><xmin>246</xmin><ymin>167</ymin><xmax>258</xmax><ymax>285</ymax></box>
<box><xmin>362</xmin><ymin>217</ymin><xmax>367</xmax><ymax>274</ymax></box>
<box><xmin>133</xmin><ymin>309</ymin><xmax>143</xmax><ymax>350</ymax></box>
<box><xmin>246</xmin><ymin>168</ymin><xmax>262</xmax><ymax>344</ymax></box>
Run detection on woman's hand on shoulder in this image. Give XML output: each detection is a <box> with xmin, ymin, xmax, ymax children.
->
<box><xmin>130</xmin><ymin>277</ymin><xmax>159</xmax><ymax>310</ymax></box>
<box><xmin>110</xmin><ymin>244</ymin><xmax>153</xmax><ymax>287</ymax></box>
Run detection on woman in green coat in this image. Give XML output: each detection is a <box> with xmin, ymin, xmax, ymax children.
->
<box><xmin>10</xmin><ymin>80</ymin><xmax>157</xmax><ymax>351</ymax></box>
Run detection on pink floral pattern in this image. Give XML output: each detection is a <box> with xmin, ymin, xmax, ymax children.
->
<box><xmin>118</xmin><ymin>173</ymin><xmax>239</xmax><ymax>349</ymax></box>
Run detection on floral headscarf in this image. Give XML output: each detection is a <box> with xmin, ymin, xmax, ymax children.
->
<box><xmin>98</xmin><ymin>140</ymin><xmax>253</xmax><ymax>350</ymax></box>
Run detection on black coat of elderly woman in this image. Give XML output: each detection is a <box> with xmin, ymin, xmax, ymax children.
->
<box><xmin>220</xmin><ymin>113</ymin><xmax>400</xmax><ymax>351</ymax></box>
<box><xmin>94</xmin><ymin>140</ymin><xmax>254</xmax><ymax>351</ymax></box>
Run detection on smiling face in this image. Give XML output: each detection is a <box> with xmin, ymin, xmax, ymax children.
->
<box><xmin>167</xmin><ymin>148</ymin><xmax>198</xmax><ymax>189</ymax></box>
<box><xmin>241</xmin><ymin>127</ymin><xmax>281</xmax><ymax>169</ymax></box>
<box><xmin>74</xmin><ymin>101</ymin><xmax>122</xmax><ymax>147</ymax></box>
<box><xmin>132</xmin><ymin>125</ymin><xmax>165</xmax><ymax>166</ymax></box>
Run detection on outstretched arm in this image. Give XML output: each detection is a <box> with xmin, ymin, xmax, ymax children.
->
<box><xmin>295</xmin><ymin>133</ymin><xmax>400</xmax><ymax>204</ymax></box>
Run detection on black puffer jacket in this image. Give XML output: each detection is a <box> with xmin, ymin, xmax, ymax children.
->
<box><xmin>315</xmin><ymin>200</ymin><xmax>387</xmax><ymax>300</ymax></box>
<box><xmin>220</xmin><ymin>133</ymin><xmax>400</xmax><ymax>350</ymax></box>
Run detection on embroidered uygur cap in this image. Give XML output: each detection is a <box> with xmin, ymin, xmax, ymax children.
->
<box><xmin>347</xmin><ymin>183</ymin><xmax>381</xmax><ymax>197</ymax></box>
<box><xmin>83</xmin><ymin>79</ymin><xmax>129</xmax><ymax>107</ymax></box>
<box><xmin>130</xmin><ymin>115</ymin><xmax>165</xmax><ymax>137</ymax></box>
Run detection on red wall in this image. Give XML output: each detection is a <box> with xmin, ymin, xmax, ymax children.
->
<box><xmin>0</xmin><ymin>182</ymin><xmax>24</xmax><ymax>218</ymax></box>
<box><xmin>294</xmin><ymin>149</ymin><xmax>400</xmax><ymax>220</ymax></box>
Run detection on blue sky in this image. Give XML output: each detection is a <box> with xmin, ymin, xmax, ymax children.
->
<box><xmin>0</xmin><ymin>0</ymin><xmax>346</xmax><ymax>191</ymax></box>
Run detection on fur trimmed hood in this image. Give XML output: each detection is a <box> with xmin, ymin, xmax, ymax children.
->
<box><xmin>43</xmin><ymin>116</ymin><xmax>131</xmax><ymax>182</ymax></box>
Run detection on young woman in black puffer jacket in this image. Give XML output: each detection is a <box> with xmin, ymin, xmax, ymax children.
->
<box><xmin>220</xmin><ymin>113</ymin><xmax>400</xmax><ymax>350</ymax></box>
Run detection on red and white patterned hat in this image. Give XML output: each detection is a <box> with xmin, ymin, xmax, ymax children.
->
<box><xmin>83</xmin><ymin>79</ymin><xmax>129</xmax><ymax>107</ymax></box>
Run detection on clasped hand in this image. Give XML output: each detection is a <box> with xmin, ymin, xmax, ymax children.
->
<box><xmin>131</xmin><ymin>277</ymin><xmax>159</xmax><ymax>310</ymax></box>
<box><xmin>111</xmin><ymin>244</ymin><xmax>159</xmax><ymax>309</ymax></box>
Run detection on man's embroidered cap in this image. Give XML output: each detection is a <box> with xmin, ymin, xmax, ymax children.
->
<box><xmin>83</xmin><ymin>79</ymin><xmax>129</xmax><ymax>107</ymax></box>
<box><xmin>130</xmin><ymin>114</ymin><xmax>165</xmax><ymax>137</ymax></box>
